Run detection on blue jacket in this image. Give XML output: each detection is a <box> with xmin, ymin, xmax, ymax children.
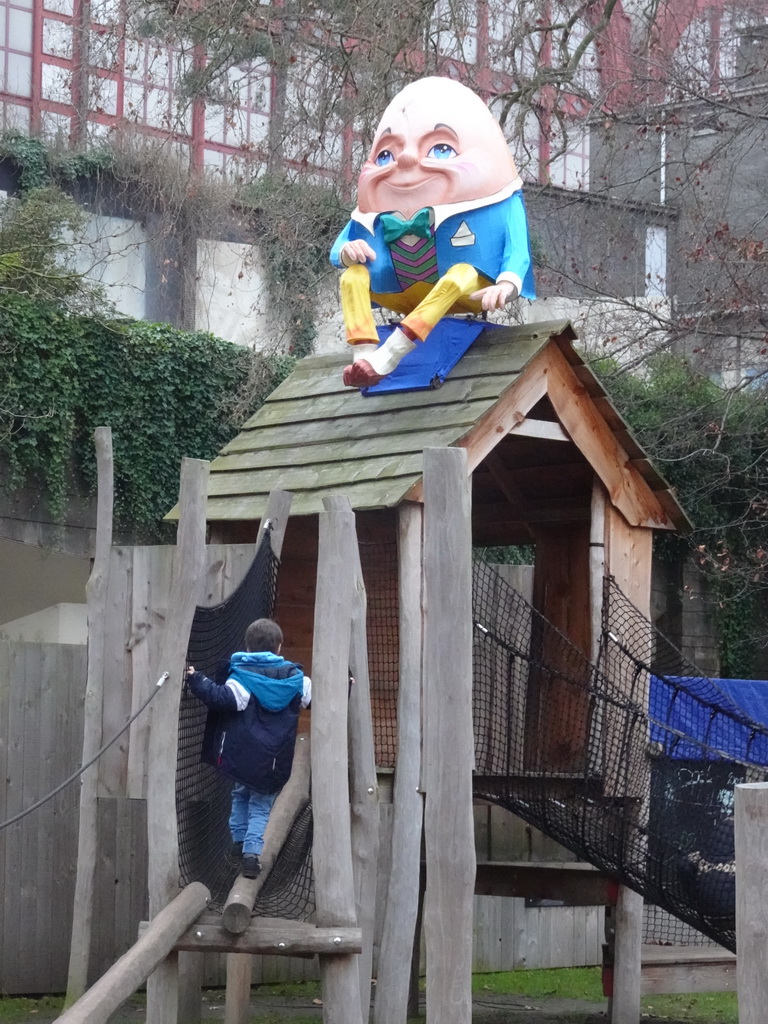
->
<box><xmin>330</xmin><ymin>189</ymin><xmax>535</xmax><ymax>299</ymax></box>
<box><xmin>188</xmin><ymin>652</ymin><xmax>306</xmax><ymax>794</ymax></box>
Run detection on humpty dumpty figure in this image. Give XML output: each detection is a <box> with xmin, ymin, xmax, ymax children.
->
<box><xmin>330</xmin><ymin>76</ymin><xmax>535</xmax><ymax>388</ymax></box>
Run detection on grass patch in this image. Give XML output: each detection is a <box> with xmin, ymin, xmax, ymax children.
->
<box><xmin>249</xmin><ymin>1018</ymin><xmax>320</xmax><ymax>1024</ymax></box>
<box><xmin>249</xmin><ymin>980</ymin><xmax>321</xmax><ymax>999</ymax></box>
<box><xmin>473</xmin><ymin>966</ymin><xmax>603</xmax><ymax>1001</ymax></box>
<box><xmin>641</xmin><ymin>991</ymin><xmax>737</xmax><ymax>1023</ymax></box>
<box><xmin>0</xmin><ymin>996</ymin><xmax>64</xmax><ymax>1022</ymax></box>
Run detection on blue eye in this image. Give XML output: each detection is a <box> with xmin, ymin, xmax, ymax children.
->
<box><xmin>375</xmin><ymin>149</ymin><xmax>394</xmax><ymax>166</ymax></box>
<box><xmin>428</xmin><ymin>143</ymin><xmax>457</xmax><ymax>159</ymax></box>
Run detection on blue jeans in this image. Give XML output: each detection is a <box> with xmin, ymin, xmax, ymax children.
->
<box><xmin>229</xmin><ymin>783</ymin><xmax>277</xmax><ymax>856</ymax></box>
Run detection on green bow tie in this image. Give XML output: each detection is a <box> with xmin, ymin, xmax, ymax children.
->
<box><xmin>380</xmin><ymin>209</ymin><xmax>432</xmax><ymax>245</ymax></box>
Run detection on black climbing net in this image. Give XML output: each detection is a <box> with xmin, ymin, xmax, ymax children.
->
<box><xmin>472</xmin><ymin>559</ymin><xmax>768</xmax><ymax>953</ymax></box>
<box><xmin>177</xmin><ymin>532</ymin><xmax>315</xmax><ymax>917</ymax></box>
<box><xmin>358</xmin><ymin>537</ymin><xmax>400</xmax><ymax>769</ymax></box>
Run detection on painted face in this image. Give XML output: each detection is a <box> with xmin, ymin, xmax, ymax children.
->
<box><xmin>357</xmin><ymin>77</ymin><xmax>519</xmax><ymax>219</ymax></box>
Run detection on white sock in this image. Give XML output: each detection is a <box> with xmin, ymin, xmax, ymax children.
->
<box><xmin>367</xmin><ymin>327</ymin><xmax>416</xmax><ymax>375</ymax></box>
<box><xmin>351</xmin><ymin>343</ymin><xmax>378</xmax><ymax>363</ymax></box>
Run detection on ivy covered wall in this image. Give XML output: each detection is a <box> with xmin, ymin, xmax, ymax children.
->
<box><xmin>0</xmin><ymin>294</ymin><xmax>292</xmax><ymax>540</ymax></box>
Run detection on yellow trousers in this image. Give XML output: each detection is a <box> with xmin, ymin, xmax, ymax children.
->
<box><xmin>339</xmin><ymin>263</ymin><xmax>491</xmax><ymax>346</ymax></box>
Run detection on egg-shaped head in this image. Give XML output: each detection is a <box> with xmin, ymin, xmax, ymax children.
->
<box><xmin>357</xmin><ymin>77</ymin><xmax>519</xmax><ymax>220</ymax></box>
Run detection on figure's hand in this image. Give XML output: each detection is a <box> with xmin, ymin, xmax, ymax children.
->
<box><xmin>187</xmin><ymin>665</ymin><xmax>195</xmax><ymax>676</ymax></box>
<box><xmin>342</xmin><ymin>360</ymin><xmax>384</xmax><ymax>388</ymax></box>
<box><xmin>469</xmin><ymin>281</ymin><xmax>518</xmax><ymax>311</ymax></box>
<box><xmin>341</xmin><ymin>240</ymin><xmax>377</xmax><ymax>265</ymax></box>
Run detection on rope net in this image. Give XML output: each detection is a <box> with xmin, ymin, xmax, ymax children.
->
<box><xmin>177</xmin><ymin>533</ymin><xmax>314</xmax><ymax>916</ymax></box>
<box><xmin>359</xmin><ymin>538</ymin><xmax>400</xmax><ymax>769</ymax></box>
<box><xmin>472</xmin><ymin>559</ymin><xmax>768</xmax><ymax>953</ymax></box>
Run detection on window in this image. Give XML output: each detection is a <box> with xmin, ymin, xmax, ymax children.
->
<box><xmin>203</xmin><ymin>61</ymin><xmax>271</xmax><ymax>177</ymax></box>
<box><xmin>645</xmin><ymin>225</ymin><xmax>667</xmax><ymax>298</ymax></box>
<box><xmin>1</xmin><ymin>0</ymin><xmax>34</xmax><ymax>99</ymax></box>
<box><xmin>124</xmin><ymin>37</ymin><xmax>193</xmax><ymax>135</ymax></box>
<box><xmin>549</xmin><ymin>121</ymin><xmax>590</xmax><ymax>190</ymax></box>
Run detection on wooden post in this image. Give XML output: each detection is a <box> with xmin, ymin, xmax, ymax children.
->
<box><xmin>603</xmin><ymin>499</ymin><xmax>653</xmax><ymax>1024</ymax></box>
<box><xmin>224</xmin><ymin>955</ymin><xmax>252</xmax><ymax>1024</ymax></box>
<box><xmin>222</xmin><ymin>488</ymin><xmax>293</xmax><ymax>1023</ymax></box>
<box><xmin>54</xmin><ymin>883</ymin><xmax>210</xmax><ymax>1024</ymax></box>
<box><xmin>145</xmin><ymin>459</ymin><xmax>209</xmax><ymax>1024</ymax></box>
<box><xmin>735</xmin><ymin>782</ymin><xmax>768</xmax><ymax>1023</ymax></box>
<box><xmin>65</xmin><ymin>427</ymin><xmax>114</xmax><ymax>1006</ymax></box>
<box><xmin>257</xmin><ymin>488</ymin><xmax>293</xmax><ymax>557</ymax></box>
<box><xmin>374</xmin><ymin>502</ymin><xmax>424</xmax><ymax>1024</ymax></box>
<box><xmin>589</xmin><ymin>479</ymin><xmax>607</xmax><ymax>676</ymax></box>
<box><xmin>348</xmin><ymin>542</ymin><xmax>379</xmax><ymax>1023</ymax></box>
<box><xmin>177</xmin><ymin>954</ymin><xmax>204</xmax><ymax>1024</ymax></box>
<box><xmin>422</xmin><ymin>448</ymin><xmax>475</xmax><ymax>1024</ymax></box>
<box><xmin>311</xmin><ymin>496</ymin><xmax>363</xmax><ymax>1024</ymax></box>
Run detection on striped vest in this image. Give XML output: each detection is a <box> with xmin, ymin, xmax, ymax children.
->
<box><xmin>389</xmin><ymin>233</ymin><xmax>439</xmax><ymax>289</ymax></box>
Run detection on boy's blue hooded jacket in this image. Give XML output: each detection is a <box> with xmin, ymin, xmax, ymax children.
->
<box><xmin>187</xmin><ymin>651</ymin><xmax>305</xmax><ymax>793</ymax></box>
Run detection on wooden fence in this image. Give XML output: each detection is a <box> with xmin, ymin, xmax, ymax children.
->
<box><xmin>0</xmin><ymin>547</ymin><xmax>603</xmax><ymax>995</ymax></box>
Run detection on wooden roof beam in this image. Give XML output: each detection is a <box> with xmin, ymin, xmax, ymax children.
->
<box><xmin>509</xmin><ymin>419</ymin><xmax>570</xmax><ymax>442</ymax></box>
<box><xmin>406</xmin><ymin>347</ymin><xmax>552</xmax><ymax>504</ymax></box>
<box><xmin>460</xmin><ymin>348</ymin><xmax>551</xmax><ymax>472</ymax></box>
<box><xmin>474</xmin><ymin>501</ymin><xmax>591</xmax><ymax>526</ymax></box>
<box><xmin>544</xmin><ymin>346</ymin><xmax>675</xmax><ymax>530</ymax></box>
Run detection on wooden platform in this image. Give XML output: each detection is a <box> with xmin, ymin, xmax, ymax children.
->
<box><xmin>640</xmin><ymin>944</ymin><xmax>736</xmax><ymax>995</ymax></box>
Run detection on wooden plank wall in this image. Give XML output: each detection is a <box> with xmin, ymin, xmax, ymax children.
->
<box><xmin>471</xmin><ymin>804</ymin><xmax>603</xmax><ymax>972</ymax></box>
<box><xmin>103</xmin><ymin>543</ymin><xmax>258</xmax><ymax>800</ymax></box>
<box><xmin>0</xmin><ymin>641</ymin><xmax>86</xmax><ymax>994</ymax></box>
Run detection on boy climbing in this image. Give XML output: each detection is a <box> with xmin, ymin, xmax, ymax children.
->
<box><xmin>186</xmin><ymin>618</ymin><xmax>311</xmax><ymax>879</ymax></box>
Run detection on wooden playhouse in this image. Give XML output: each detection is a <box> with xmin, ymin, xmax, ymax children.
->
<box><xmin>167</xmin><ymin>318</ymin><xmax>691</xmax><ymax>1023</ymax></box>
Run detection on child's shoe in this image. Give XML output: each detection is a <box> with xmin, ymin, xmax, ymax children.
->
<box><xmin>230</xmin><ymin>840</ymin><xmax>243</xmax><ymax>862</ymax></box>
<box><xmin>242</xmin><ymin>854</ymin><xmax>261</xmax><ymax>879</ymax></box>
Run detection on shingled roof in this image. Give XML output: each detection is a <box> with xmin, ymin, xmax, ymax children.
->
<box><xmin>167</xmin><ymin>320</ymin><xmax>689</xmax><ymax>531</ymax></box>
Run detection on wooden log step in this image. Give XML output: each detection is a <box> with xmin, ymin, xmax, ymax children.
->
<box><xmin>222</xmin><ymin>734</ymin><xmax>311</xmax><ymax>935</ymax></box>
<box><xmin>56</xmin><ymin>883</ymin><xmax>210</xmax><ymax>1024</ymax></box>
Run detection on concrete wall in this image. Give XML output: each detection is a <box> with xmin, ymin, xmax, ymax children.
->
<box><xmin>0</xmin><ymin>602</ymin><xmax>88</xmax><ymax>645</ymax></box>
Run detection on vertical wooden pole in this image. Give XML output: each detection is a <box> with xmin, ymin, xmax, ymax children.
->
<box><xmin>422</xmin><ymin>448</ymin><xmax>475</xmax><ymax>1024</ymax></box>
<box><xmin>374</xmin><ymin>502</ymin><xmax>424</xmax><ymax>1024</ymax></box>
<box><xmin>223</xmin><ymin>489</ymin><xmax>292</xmax><ymax>1024</ymax></box>
<box><xmin>603</xmin><ymin>500</ymin><xmax>652</xmax><ymax>1024</ymax></box>
<box><xmin>589</xmin><ymin>479</ymin><xmax>607</xmax><ymax>672</ymax></box>
<box><xmin>65</xmin><ymin>426</ymin><xmax>114</xmax><ymax>1006</ymax></box>
<box><xmin>224</xmin><ymin>954</ymin><xmax>252</xmax><ymax>1024</ymax></box>
<box><xmin>178</xmin><ymin>953</ymin><xmax>204</xmax><ymax>1024</ymax></box>
<box><xmin>311</xmin><ymin>496</ymin><xmax>364</xmax><ymax>1024</ymax></box>
<box><xmin>736</xmin><ymin>782</ymin><xmax>768</xmax><ymax>1023</ymax></box>
<box><xmin>348</xmin><ymin>545</ymin><xmax>380</xmax><ymax>1023</ymax></box>
<box><xmin>256</xmin><ymin>488</ymin><xmax>293</xmax><ymax>559</ymax></box>
<box><xmin>145</xmin><ymin>458</ymin><xmax>209</xmax><ymax>1024</ymax></box>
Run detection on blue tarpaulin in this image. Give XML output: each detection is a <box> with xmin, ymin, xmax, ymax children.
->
<box><xmin>650</xmin><ymin>674</ymin><xmax>768</xmax><ymax>764</ymax></box>
<box><xmin>362</xmin><ymin>318</ymin><xmax>501</xmax><ymax>396</ymax></box>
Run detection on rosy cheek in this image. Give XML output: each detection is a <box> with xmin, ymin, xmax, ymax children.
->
<box><xmin>443</xmin><ymin>159</ymin><xmax>490</xmax><ymax>199</ymax></box>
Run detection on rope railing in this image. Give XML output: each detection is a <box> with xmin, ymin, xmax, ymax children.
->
<box><xmin>0</xmin><ymin>673</ymin><xmax>169</xmax><ymax>833</ymax></box>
